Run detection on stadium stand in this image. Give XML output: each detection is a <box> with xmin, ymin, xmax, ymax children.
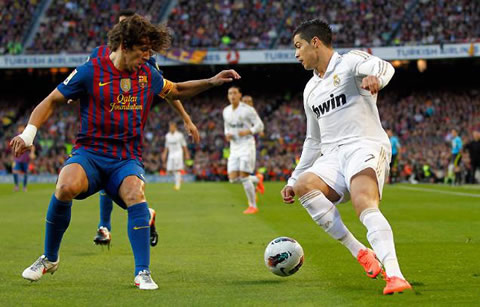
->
<box><xmin>26</xmin><ymin>0</ymin><xmax>168</xmax><ymax>54</ymax></box>
<box><xmin>1</xmin><ymin>88</ymin><xmax>478</xmax><ymax>183</ymax></box>
<box><xmin>0</xmin><ymin>0</ymin><xmax>41</xmax><ymax>54</ymax></box>
<box><xmin>7</xmin><ymin>0</ymin><xmax>476</xmax><ymax>54</ymax></box>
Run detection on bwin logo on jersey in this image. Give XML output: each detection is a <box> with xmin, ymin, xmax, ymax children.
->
<box><xmin>311</xmin><ymin>93</ymin><xmax>347</xmax><ymax>118</ymax></box>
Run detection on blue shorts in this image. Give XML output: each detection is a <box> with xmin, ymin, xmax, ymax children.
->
<box><xmin>63</xmin><ymin>148</ymin><xmax>145</xmax><ymax>209</ymax></box>
<box><xmin>13</xmin><ymin>161</ymin><xmax>28</xmax><ymax>173</ymax></box>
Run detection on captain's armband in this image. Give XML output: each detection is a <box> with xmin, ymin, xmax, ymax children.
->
<box><xmin>158</xmin><ymin>79</ymin><xmax>175</xmax><ymax>99</ymax></box>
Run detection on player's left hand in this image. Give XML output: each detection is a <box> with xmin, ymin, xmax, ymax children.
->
<box><xmin>238</xmin><ymin>130</ymin><xmax>251</xmax><ymax>137</ymax></box>
<box><xmin>184</xmin><ymin>120</ymin><xmax>200</xmax><ymax>144</ymax></box>
<box><xmin>209</xmin><ymin>70</ymin><xmax>241</xmax><ymax>86</ymax></box>
<box><xmin>361</xmin><ymin>75</ymin><xmax>381</xmax><ymax>95</ymax></box>
<box><xmin>9</xmin><ymin>136</ymin><xmax>32</xmax><ymax>157</ymax></box>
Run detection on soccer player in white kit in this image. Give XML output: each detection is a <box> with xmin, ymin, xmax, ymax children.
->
<box><xmin>162</xmin><ymin>122</ymin><xmax>190</xmax><ymax>190</ymax></box>
<box><xmin>281</xmin><ymin>19</ymin><xmax>411</xmax><ymax>294</ymax></box>
<box><xmin>223</xmin><ymin>86</ymin><xmax>264</xmax><ymax>214</ymax></box>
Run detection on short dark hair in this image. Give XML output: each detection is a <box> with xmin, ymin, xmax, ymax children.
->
<box><xmin>108</xmin><ymin>14</ymin><xmax>170</xmax><ymax>52</ymax></box>
<box><xmin>293</xmin><ymin>19</ymin><xmax>332</xmax><ymax>47</ymax></box>
<box><xmin>229</xmin><ymin>85</ymin><xmax>242</xmax><ymax>93</ymax></box>
<box><xmin>116</xmin><ymin>9</ymin><xmax>135</xmax><ymax>22</ymax></box>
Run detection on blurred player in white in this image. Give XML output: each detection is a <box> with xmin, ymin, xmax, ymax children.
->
<box><xmin>237</xmin><ymin>94</ymin><xmax>265</xmax><ymax>194</ymax></box>
<box><xmin>281</xmin><ymin>19</ymin><xmax>411</xmax><ymax>294</ymax></box>
<box><xmin>162</xmin><ymin>122</ymin><xmax>190</xmax><ymax>190</ymax></box>
<box><xmin>223</xmin><ymin>86</ymin><xmax>264</xmax><ymax>214</ymax></box>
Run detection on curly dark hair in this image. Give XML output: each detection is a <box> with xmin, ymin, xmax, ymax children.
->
<box><xmin>108</xmin><ymin>14</ymin><xmax>170</xmax><ymax>52</ymax></box>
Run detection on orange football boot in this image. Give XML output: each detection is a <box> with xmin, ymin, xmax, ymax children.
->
<box><xmin>383</xmin><ymin>276</ymin><xmax>412</xmax><ymax>295</ymax></box>
<box><xmin>243</xmin><ymin>206</ymin><xmax>259</xmax><ymax>214</ymax></box>
<box><xmin>357</xmin><ymin>249</ymin><xmax>383</xmax><ymax>279</ymax></box>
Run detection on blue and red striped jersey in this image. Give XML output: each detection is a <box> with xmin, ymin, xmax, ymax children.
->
<box><xmin>89</xmin><ymin>45</ymin><xmax>162</xmax><ymax>73</ymax></box>
<box><xmin>57</xmin><ymin>56</ymin><xmax>171</xmax><ymax>161</ymax></box>
<box><xmin>89</xmin><ymin>45</ymin><xmax>110</xmax><ymax>59</ymax></box>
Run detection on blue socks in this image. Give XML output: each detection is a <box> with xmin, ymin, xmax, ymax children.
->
<box><xmin>44</xmin><ymin>194</ymin><xmax>72</xmax><ymax>262</ymax></box>
<box><xmin>13</xmin><ymin>173</ymin><xmax>18</xmax><ymax>187</ymax></box>
<box><xmin>98</xmin><ymin>190</ymin><xmax>113</xmax><ymax>231</ymax></box>
<box><xmin>23</xmin><ymin>174</ymin><xmax>28</xmax><ymax>188</ymax></box>
<box><xmin>127</xmin><ymin>202</ymin><xmax>150</xmax><ymax>275</ymax></box>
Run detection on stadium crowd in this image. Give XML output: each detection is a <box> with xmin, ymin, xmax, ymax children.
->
<box><xmin>2</xmin><ymin>0</ymin><xmax>475</xmax><ymax>54</ymax></box>
<box><xmin>0</xmin><ymin>0</ymin><xmax>41</xmax><ymax>54</ymax></box>
<box><xmin>1</xmin><ymin>88</ymin><xmax>478</xmax><ymax>183</ymax></box>
<box><xmin>26</xmin><ymin>0</ymin><xmax>167</xmax><ymax>54</ymax></box>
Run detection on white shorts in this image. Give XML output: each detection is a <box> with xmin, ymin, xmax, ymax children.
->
<box><xmin>167</xmin><ymin>155</ymin><xmax>184</xmax><ymax>172</ymax></box>
<box><xmin>305</xmin><ymin>141</ymin><xmax>391</xmax><ymax>204</ymax></box>
<box><xmin>227</xmin><ymin>146</ymin><xmax>256</xmax><ymax>174</ymax></box>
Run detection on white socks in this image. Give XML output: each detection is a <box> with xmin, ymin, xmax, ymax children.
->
<box><xmin>360</xmin><ymin>208</ymin><xmax>405</xmax><ymax>279</ymax></box>
<box><xmin>174</xmin><ymin>171</ymin><xmax>181</xmax><ymax>189</ymax></box>
<box><xmin>240</xmin><ymin>177</ymin><xmax>257</xmax><ymax>208</ymax></box>
<box><xmin>249</xmin><ymin>175</ymin><xmax>259</xmax><ymax>184</ymax></box>
<box><xmin>299</xmin><ymin>190</ymin><xmax>365</xmax><ymax>258</ymax></box>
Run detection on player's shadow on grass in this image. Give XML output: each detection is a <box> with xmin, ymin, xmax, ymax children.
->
<box><xmin>229</xmin><ymin>279</ymin><xmax>286</xmax><ymax>285</ymax></box>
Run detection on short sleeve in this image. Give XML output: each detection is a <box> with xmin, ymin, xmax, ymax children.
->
<box><xmin>89</xmin><ymin>47</ymin><xmax>100</xmax><ymax>59</ymax></box>
<box><xmin>147</xmin><ymin>57</ymin><xmax>163</xmax><ymax>73</ymax></box>
<box><xmin>57</xmin><ymin>63</ymin><xmax>90</xmax><ymax>100</ymax></box>
<box><xmin>150</xmin><ymin>68</ymin><xmax>168</xmax><ymax>97</ymax></box>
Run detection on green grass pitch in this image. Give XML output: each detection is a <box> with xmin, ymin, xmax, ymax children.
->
<box><xmin>0</xmin><ymin>182</ymin><xmax>479</xmax><ymax>306</ymax></box>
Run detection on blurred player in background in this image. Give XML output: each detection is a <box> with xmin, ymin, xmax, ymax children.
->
<box><xmin>223</xmin><ymin>86</ymin><xmax>264</xmax><ymax>214</ymax></box>
<box><xmin>12</xmin><ymin>125</ymin><xmax>35</xmax><ymax>192</ymax></box>
<box><xmin>87</xmin><ymin>9</ymin><xmax>199</xmax><ymax>248</ymax></box>
<box><xmin>281</xmin><ymin>19</ymin><xmax>411</xmax><ymax>295</ymax></box>
<box><xmin>387</xmin><ymin>129</ymin><xmax>401</xmax><ymax>183</ymax></box>
<box><xmin>465</xmin><ymin>130</ymin><xmax>480</xmax><ymax>183</ymax></box>
<box><xmin>162</xmin><ymin>122</ymin><xmax>190</xmax><ymax>190</ymax></box>
<box><xmin>239</xmin><ymin>94</ymin><xmax>265</xmax><ymax>194</ymax></box>
<box><xmin>12</xmin><ymin>14</ymin><xmax>240</xmax><ymax>290</ymax></box>
<box><xmin>451</xmin><ymin>128</ymin><xmax>463</xmax><ymax>185</ymax></box>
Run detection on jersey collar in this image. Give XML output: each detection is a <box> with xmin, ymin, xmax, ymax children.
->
<box><xmin>312</xmin><ymin>51</ymin><xmax>340</xmax><ymax>81</ymax></box>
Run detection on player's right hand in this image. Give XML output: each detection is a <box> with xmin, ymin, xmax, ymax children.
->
<box><xmin>225</xmin><ymin>134</ymin><xmax>233</xmax><ymax>142</ymax></box>
<box><xmin>209</xmin><ymin>70</ymin><xmax>241</xmax><ymax>86</ymax></box>
<box><xmin>9</xmin><ymin>136</ymin><xmax>32</xmax><ymax>157</ymax></box>
<box><xmin>281</xmin><ymin>185</ymin><xmax>295</xmax><ymax>204</ymax></box>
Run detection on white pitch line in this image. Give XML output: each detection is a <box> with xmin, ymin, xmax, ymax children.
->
<box><xmin>396</xmin><ymin>186</ymin><xmax>480</xmax><ymax>198</ymax></box>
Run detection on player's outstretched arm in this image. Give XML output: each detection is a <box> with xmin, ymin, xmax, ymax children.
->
<box><xmin>166</xmin><ymin>70</ymin><xmax>241</xmax><ymax>100</ymax></box>
<box><xmin>10</xmin><ymin>89</ymin><xmax>67</xmax><ymax>157</ymax></box>
<box><xmin>166</xmin><ymin>98</ymin><xmax>200</xmax><ymax>143</ymax></box>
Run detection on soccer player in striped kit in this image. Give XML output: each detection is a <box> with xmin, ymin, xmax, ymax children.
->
<box><xmin>12</xmin><ymin>125</ymin><xmax>35</xmax><ymax>192</ymax></box>
<box><xmin>88</xmin><ymin>10</ymin><xmax>200</xmax><ymax>249</ymax></box>
<box><xmin>12</xmin><ymin>15</ymin><xmax>240</xmax><ymax>290</ymax></box>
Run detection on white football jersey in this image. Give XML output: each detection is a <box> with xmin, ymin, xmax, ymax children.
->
<box><xmin>303</xmin><ymin>50</ymin><xmax>392</xmax><ymax>149</ymax></box>
<box><xmin>223</xmin><ymin>102</ymin><xmax>264</xmax><ymax>153</ymax></box>
<box><xmin>165</xmin><ymin>131</ymin><xmax>186</xmax><ymax>158</ymax></box>
<box><xmin>287</xmin><ymin>50</ymin><xmax>394</xmax><ymax>186</ymax></box>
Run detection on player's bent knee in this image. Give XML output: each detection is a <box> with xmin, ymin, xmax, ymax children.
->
<box><xmin>351</xmin><ymin>192</ymin><xmax>378</xmax><ymax>216</ymax></box>
<box><xmin>119</xmin><ymin>176</ymin><xmax>146</xmax><ymax>206</ymax></box>
<box><xmin>293</xmin><ymin>174</ymin><xmax>319</xmax><ymax>197</ymax></box>
<box><xmin>55</xmin><ymin>182</ymin><xmax>83</xmax><ymax>201</ymax></box>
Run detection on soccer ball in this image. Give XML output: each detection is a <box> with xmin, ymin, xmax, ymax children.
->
<box><xmin>264</xmin><ymin>237</ymin><xmax>304</xmax><ymax>277</ymax></box>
